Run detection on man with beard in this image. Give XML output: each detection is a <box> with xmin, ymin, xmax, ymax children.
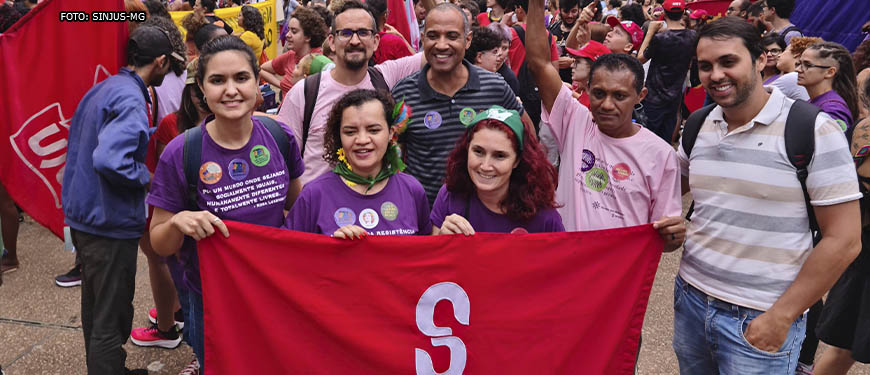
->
<box><xmin>392</xmin><ymin>3</ymin><xmax>528</xmax><ymax>204</ymax></box>
<box><xmin>673</xmin><ymin>17</ymin><xmax>861</xmax><ymax>374</ymax></box>
<box><xmin>525</xmin><ymin>0</ymin><xmax>684</xmax><ymax>245</ymax></box>
<box><xmin>61</xmin><ymin>25</ymin><xmax>183</xmax><ymax>374</ymax></box>
<box><xmin>547</xmin><ymin>0</ymin><xmax>581</xmax><ymax>83</ymax></box>
<box><xmin>276</xmin><ymin>0</ymin><xmax>431</xmax><ymax>186</ymax></box>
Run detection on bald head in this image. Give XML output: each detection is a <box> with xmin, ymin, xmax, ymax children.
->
<box><xmin>425</xmin><ymin>3</ymin><xmax>469</xmax><ymax>34</ymax></box>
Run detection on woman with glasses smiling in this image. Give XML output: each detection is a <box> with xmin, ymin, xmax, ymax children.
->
<box><xmin>798</xmin><ymin>41</ymin><xmax>860</xmax><ymax>131</ymax></box>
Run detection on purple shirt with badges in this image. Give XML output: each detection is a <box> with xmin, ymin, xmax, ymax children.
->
<box><xmin>430</xmin><ymin>185</ymin><xmax>565</xmax><ymax>233</ymax></box>
<box><xmin>809</xmin><ymin>90</ymin><xmax>853</xmax><ymax>131</ymax></box>
<box><xmin>147</xmin><ymin>117</ymin><xmax>304</xmax><ymax>294</ymax></box>
<box><xmin>283</xmin><ymin>172</ymin><xmax>432</xmax><ymax>236</ymax></box>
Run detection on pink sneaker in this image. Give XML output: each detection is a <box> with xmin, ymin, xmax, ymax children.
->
<box><xmin>130</xmin><ymin>324</ymin><xmax>181</xmax><ymax>349</ymax></box>
<box><xmin>148</xmin><ymin>307</ymin><xmax>185</xmax><ymax>330</ymax></box>
<box><xmin>179</xmin><ymin>358</ymin><xmax>200</xmax><ymax>375</ymax></box>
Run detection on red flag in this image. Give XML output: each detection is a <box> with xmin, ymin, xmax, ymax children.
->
<box><xmin>387</xmin><ymin>0</ymin><xmax>420</xmax><ymax>51</ymax></box>
<box><xmin>0</xmin><ymin>0</ymin><xmax>127</xmax><ymax>239</ymax></box>
<box><xmin>199</xmin><ymin>222</ymin><xmax>663</xmax><ymax>374</ymax></box>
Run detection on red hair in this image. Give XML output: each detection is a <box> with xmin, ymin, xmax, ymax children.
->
<box><xmin>445</xmin><ymin>119</ymin><xmax>559</xmax><ymax>222</ymax></box>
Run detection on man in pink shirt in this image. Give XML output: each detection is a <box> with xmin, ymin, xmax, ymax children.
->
<box><xmin>276</xmin><ymin>0</ymin><xmax>429</xmax><ymax>186</ymax></box>
<box><xmin>526</xmin><ymin>0</ymin><xmax>684</xmax><ymax>250</ymax></box>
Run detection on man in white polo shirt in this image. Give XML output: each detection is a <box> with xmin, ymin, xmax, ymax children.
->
<box><xmin>674</xmin><ymin>17</ymin><xmax>861</xmax><ymax>374</ymax></box>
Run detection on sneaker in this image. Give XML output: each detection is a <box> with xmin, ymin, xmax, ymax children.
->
<box><xmin>148</xmin><ymin>308</ymin><xmax>185</xmax><ymax>330</ymax></box>
<box><xmin>130</xmin><ymin>323</ymin><xmax>181</xmax><ymax>349</ymax></box>
<box><xmin>179</xmin><ymin>358</ymin><xmax>200</xmax><ymax>375</ymax></box>
<box><xmin>795</xmin><ymin>362</ymin><xmax>814</xmax><ymax>375</ymax></box>
<box><xmin>55</xmin><ymin>265</ymin><xmax>82</xmax><ymax>287</ymax></box>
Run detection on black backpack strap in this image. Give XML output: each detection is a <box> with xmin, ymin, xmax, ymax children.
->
<box><xmin>367</xmin><ymin>66</ymin><xmax>389</xmax><ymax>92</ymax></box>
<box><xmin>254</xmin><ymin>115</ymin><xmax>292</xmax><ymax>170</ymax></box>
<box><xmin>302</xmin><ymin>72</ymin><xmax>323</xmax><ymax>156</ymax></box>
<box><xmin>780</xmin><ymin>25</ymin><xmax>803</xmax><ymax>38</ymax></box>
<box><xmin>680</xmin><ymin>103</ymin><xmax>717</xmax><ymax>159</ymax></box>
<box><xmin>182</xmin><ymin>126</ymin><xmax>203</xmax><ymax>211</ymax></box>
<box><xmin>512</xmin><ymin>24</ymin><xmax>525</xmax><ymax>45</ymax></box>
<box><xmin>783</xmin><ymin>100</ymin><xmax>821</xmax><ymax>240</ymax></box>
<box><xmin>681</xmin><ymin>104</ymin><xmax>716</xmax><ymax>221</ymax></box>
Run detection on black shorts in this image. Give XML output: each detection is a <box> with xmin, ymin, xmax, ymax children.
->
<box><xmin>816</xmin><ymin>233</ymin><xmax>870</xmax><ymax>363</ymax></box>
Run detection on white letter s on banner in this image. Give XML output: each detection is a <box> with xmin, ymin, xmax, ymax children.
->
<box><xmin>415</xmin><ymin>282</ymin><xmax>470</xmax><ymax>375</ymax></box>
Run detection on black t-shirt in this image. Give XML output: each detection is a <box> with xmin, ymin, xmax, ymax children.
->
<box><xmin>498</xmin><ymin>63</ymin><xmax>520</xmax><ymax>96</ymax></box>
<box><xmin>205</xmin><ymin>14</ymin><xmax>235</xmax><ymax>36</ymax></box>
<box><xmin>548</xmin><ymin>20</ymin><xmax>575</xmax><ymax>84</ymax></box>
<box><xmin>643</xmin><ymin>29</ymin><xmax>697</xmax><ymax>106</ymax></box>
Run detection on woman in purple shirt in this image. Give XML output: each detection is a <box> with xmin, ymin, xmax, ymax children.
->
<box><xmin>798</xmin><ymin>41</ymin><xmax>859</xmax><ymax>131</ymax></box>
<box><xmin>148</xmin><ymin>35</ymin><xmax>305</xmax><ymax>369</ymax></box>
<box><xmin>431</xmin><ymin>106</ymin><xmax>565</xmax><ymax>235</ymax></box>
<box><xmin>283</xmin><ymin>89</ymin><xmax>431</xmax><ymax>238</ymax></box>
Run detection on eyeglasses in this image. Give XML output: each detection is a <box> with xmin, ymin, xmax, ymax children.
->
<box><xmin>795</xmin><ymin>60</ymin><xmax>832</xmax><ymax>71</ymax></box>
<box><xmin>764</xmin><ymin>48</ymin><xmax>783</xmax><ymax>56</ymax></box>
<box><xmin>334</xmin><ymin>28</ymin><xmax>376</xmax><ymax>41</ymax></box>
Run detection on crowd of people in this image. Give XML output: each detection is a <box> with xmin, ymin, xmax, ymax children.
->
<box><xmin>1</xmin><ymin>0</ymin><xmax>870</xmax><ymax>374</ymax></box>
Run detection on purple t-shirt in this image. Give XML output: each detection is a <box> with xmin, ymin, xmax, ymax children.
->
<box><xmin>810</xmin><ymin>90</ymin><xmax>853</xmax><ymax>131</ymax></box>
<box><xmin>430</xmin><ymin>185</ymin><xmax>565</xmax><ymax>233</ymax></box>
<box><xmin>283</xmin><ymin>172</ymin><xmax>432</xmax><ymax>235</ymax></box>
<box><xmin>146</xmin><ymin>117</ymin><xmax>305</xmax><ymax>293</ymax></box>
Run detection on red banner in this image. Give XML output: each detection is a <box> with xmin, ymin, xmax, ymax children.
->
<box><xmin>687</xmin><ymin>0</ymin><xmax>731</xmax><ymax>18</ymax></box>
<box><xmin>199</xmin><ymin>222</ymin><xmax>663</xmax><ymax>375</ymax></box>
<box><xmin>0</xmin><ymin>0</ymin><xmax>127</xmax><ymax>239</ymax></box>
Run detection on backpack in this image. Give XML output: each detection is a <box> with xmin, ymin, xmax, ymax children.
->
<box><xmin>780</xmin><ymin>25</ymin><xmax>803</xmax><ymax>39</ymax></box>
<box><xmin>301</xmin><ymin>67</ymin><xmax>389</xmax><ymax>155</ymax></box>
<box><xmin>182</xmin><ymin>115</ymin><xmax>292</xmax><ymax>210</ymax></box>
<box><xmin>681</xmin><ymin>100</ymin><xmax>822</xmax><ymax>243</ymax></box>
<box><xmin>512</xmin><ymin>24</ymin><xmax>553</xmax><ymax>131</ymax></box>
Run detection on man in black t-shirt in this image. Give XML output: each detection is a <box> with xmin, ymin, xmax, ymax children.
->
<box><xmin>547</xmin><ymin>0</ymin><xmax>580</xmax><ymax>83</ymax></box>
<box><xmin>637</xmin><ymin>0</ymin><xmax>695</xmax><ymax>143</ymax></box>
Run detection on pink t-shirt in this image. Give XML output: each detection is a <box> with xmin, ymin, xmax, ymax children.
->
<box><xmin>276</xmin><ymin>53</ymin><xmax>424</xmax><ymax>186</ymax></box>
<box><xmin>541</xmin><ymin>85</ymin><xmax>682</xmax><ymax>231</ymax></box>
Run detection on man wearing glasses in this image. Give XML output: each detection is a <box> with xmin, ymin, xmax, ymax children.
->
<box><xmin>725</xmin><ymin>0</ymin><xmax>749</xmax><ymax>19</ymax></box>
<box><xmin>276</xmin><ymin>0</ymin><xmax>432</xmax><ymax>186</ymax></box>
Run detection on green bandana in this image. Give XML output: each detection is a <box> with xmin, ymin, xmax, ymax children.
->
<box><xmin>333</xmin><ymin>143</ymin><xmax>406</xmax><ymax>193</ymax></box>
<box><xmin>467</xmin><ymin>105</ymin><xmax>524</xmax><ymax>150</ymax></box>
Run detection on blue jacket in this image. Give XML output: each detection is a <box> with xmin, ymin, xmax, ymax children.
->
<box><xmin>62</xmin><ymin>68</ymin><xmax>153</xmax><ymax>239</ymax></box>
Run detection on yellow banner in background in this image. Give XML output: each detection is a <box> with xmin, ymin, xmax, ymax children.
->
<box><xmin>169</xmin><ymin>0</ymin><xmax>278</xmax><ymax>60</ymax></box>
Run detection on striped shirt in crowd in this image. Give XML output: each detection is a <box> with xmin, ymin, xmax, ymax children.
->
<box><xmin>677</xmin><ymin>87</ymin><xmax>861</xmax><ymax>311</ymax></box>
<box><xmin>392</xmin><ymin>61</ymin><xmax>525</xmax><ymax>205</ymax></box>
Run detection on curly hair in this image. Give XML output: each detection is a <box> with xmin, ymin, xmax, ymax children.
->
<box><xmin>323</xmin><ymin>89</ymin><xmax>396</xmax><ymax>167</ymax></box>
<box><xmin>181</xmin><ymin>9</ymin><xmax>208</xmax><ymax>42</ymax></box>
<box><xmin>444</xmin><ymin>119</ymin><xmax>558</xmax><ymax>223</ymax></box>
<box><xmin>465</xmin><ymin>27</ymin><xmax>501</xmax><ymax>63</ymax></box>
<box><xmin>240</xmin><ymin>5</ymin><xmax>265</xmax><ymax>40</ymax></box>
<box><xmin>292</xmin><ymin>6</ymin><xmax>328</xmax><ymax>49</ymax></box>
<box><xmin>853</xmin><ymin>40</ymin><xmax>870</xmax><ymax>73</ymax></box>
<box><xmin>0</xmin><ymin>3</ymin><xmax>21</xmax><ymax>34</ymax></box>
<box><xmin>788</xmin><ymin>36</ymin><xmax>822</xmax><ymax>57</ymax></box>
<box><xmin>142</xmin><ymin>16</ymin><xmax>188</xmax><ymax>75</ymax></box>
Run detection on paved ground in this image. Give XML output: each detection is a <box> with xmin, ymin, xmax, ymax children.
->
<box><xmin>1</xmin><ymin>214</ymin><xmax>869</xmax><ymax>374</ymax></box>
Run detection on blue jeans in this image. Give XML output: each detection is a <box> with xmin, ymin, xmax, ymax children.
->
<box><xmin>672</xmin><ymin>275</ymin><xmax>806</xmax><ymax>374</ymax></box>
<box><xmin>187</xmin><ymin>291</ymin><xmax>205</xmax><ymax>369</ymax></box>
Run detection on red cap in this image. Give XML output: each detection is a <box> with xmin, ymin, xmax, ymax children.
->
<box><xmin>566</xmin><ymin>40</ymin><xmax>611</xmax><ymax>61</ymax></box>
<box><xmin>662</xmin><ymin>0</ymin><xmax>686</xmax><ymax>12</ymax></box>
<box><xmin>605</xmin><ymin>17</ymin><xmax>644</xmax><ymax>51</ymax></box>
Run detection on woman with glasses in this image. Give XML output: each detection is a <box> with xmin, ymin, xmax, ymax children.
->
<box><xmin>767</xmin><ymin>36</ymin><xmax>820</xmax><ymax>101</ymax></box>
<box><xmin>798</xmin><ymin>41</ymin><xmax>860</xmax><ymax>131</ymax></box>
<box><xmin>760</xmin><ymin>32</ymin><xmax>785</xmax><ymax>85</ymax></box>
<box><xmin>261</xmin><ymin>7</ymin><xmax>327</xmax><ymax>97</ymax></box>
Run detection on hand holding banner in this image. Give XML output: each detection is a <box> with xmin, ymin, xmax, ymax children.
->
<box><xmin>199</xmin><ymin>222</ymin><xmax>663</xmax><ymax>374</ymax></box>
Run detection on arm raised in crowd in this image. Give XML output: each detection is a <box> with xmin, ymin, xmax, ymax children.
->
<box><xmin>525</xmin><ymin>0</ymin><xmax>563</xmax><ymax>114</ymax></box>
<box><xmin>565</xmin><ymin>3</ymin><xmax>595</xmax><ymax>50</ymax></box>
